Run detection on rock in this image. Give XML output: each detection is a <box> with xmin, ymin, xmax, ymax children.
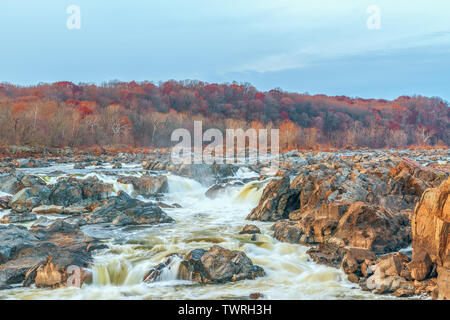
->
<box><xmin>12</xmin><ymin>159</ymin><xmax>47</xmax><ymax>168</ymax></box>
<box><xmin>143</xmin><ymin>254</ymin><xmax>181</xmax><ymax>283</ymax></box>
<box><xmin>112</xmin><ymin>162</ymin><xmax>122</xmax><ymax>169</ymax></box>
<box><xmin>273</xmin><ymin>202</ymin><xmax>410</xmax><ymax>254</ymax></box>
<box><xmin>347</xmin><ymin>273</ymin><xmax>359</xmax><ymax>284</ymax></box>
<box><xmin>247</xmin><ymin>177</ymin><xmax>300</xmax><ymax>221</ymax></box>
<box><xmin>9</xmin><ymin>186</ymin><xmax>51</xmax><ymax>213</ymax></box>
<box><xmin>393</xmin><ymin>286</ymin><xmax>416</xmax><ymax>297</ymax></box>
<box><xmin>0</xmin><ymin>225</ymin><xmax>38</xmax><ymax>263</ymax></box>
<box><xmin>177</xmin><ymin>246</ymin><xmax>265</xmax><ymax>284</ymax></box>
<box><xmin>410</xmin><ymin>251</ymin><xmax>432</xmax><ymax>281</ymax></box>
<box><xmin>49</xmin><ymin>176</ymin><xmax>112</xmax><ymax>206</ymax></box>
<box><xmin>0</xmin><ymin>211</ymin><xmax>37</xmax><ymax>224</ymax></box>
<box><xmin>73</xmin><ymin>163</ymin><xmax>86</xmax><ymax>170</ymax></box>
<box><xmin>249</xmin><ymin>292</ymin><xmax>264</xmax><ymax>300</ymax></box>
<box><xmin>0</xmin><ymin>196</ymin><xmax>9</xmax><ymax>210</ymax></box>
<box><xmin>437</xmin><ymin>266</ymin><xmax>450</xmax><ymax>300</ymax></box>
<box><xmin>306</xmin><ymin>244</ymin><xmax>345</xmax><ymax>269</ymax></box>
<box><xmin>411</xmin><ymin>177</ymin><xmax>449</xmax><ymax>266</ymax></box>
<box><xmin>32</xmin><ymin>205</ymin><xmax>64</xmax><ymax>215</ymax></box>
<box><xmin>174</xmin><ymin>163</ymin><xmax>238</xmax><ymax>185</ymax></box>
<box><xmin>25</xmin><ymin>256</ymin><xmax>93</xmax><ymax>288</ymax></box>
<box><xmin>0</xmin><ymin>219</ymin><xmax>103</xmax><ymax>288</ymax></box>
<box><xmin>334</xmin><ymin>202</ymin><xmax>410</xmax><ymax>253</ymax></box>
<box><xmin>0</xmin><ymin>171</ymin><xmax>25</xmax><ymax>194</ymax></box>
<box><xmin>341</xmin><ymin>248</ymin><xmax>376</xmax><ymax>276</ymax></box>
<box><xmin>239</xmin><ymin>225</ymin><xmax>261</xmax><ymax>235</ymax></box>
<box><xmin>366</xmin><ymin>271</ymin><xmax>414</xmax><ymax>294</ymax></box>
<box><xmin>86</xmin><ymin>191</ymin><xmax>174</xmax><ymax>226</ymax></box>
<box><xmin>410</xmin><ymin>177</ymin><xmax>449</xmax><ymax>296</ymax></box>
<box><xmin>205</xmin><ymin>184</ymin><xmax>226</xmax><ymax>199</ymax></box>
<box><xmin>117</xmin><ymin>175</ymin><xmax>168</xmax><ymax>197</ymax></box>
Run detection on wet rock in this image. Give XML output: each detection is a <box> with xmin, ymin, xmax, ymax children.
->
<box><xmin>0</xmin><ymin>196</ymin><xmax>10</xmax><ymax>210</ymax></box>
<box><xmin>117</xmin><ymin>175</ymin><xmax>168</xmax><ymax>197</ymax></box>
<box><xmin>85</xmin><ymin>191</ymin><xmax>174</xmax><ymax>226</ymax></box>
<box><xmin>177</xmin><ymin>245</ymin><xmax>265</xmax><ymax>284</ymax></box>
<box><xmin>239</xmin><ymin>225</ymin><xmax>261</xmax><ymax>235</ymax></box>
<box><xmin>249</xmin><ymin>292</ymin><xmax>264</xmax><ymax>300</ymax></box>
<box><xmin>142</xmin><ymin>159</ymin><xmax>168</xmax><ymax>171</ymax></box>
<box><xmin>0</xmin><ymin>219</ymin><xmax>103</xmax><ymax>288</ymax></box>
<box><xmin>247</xmin><ymin>177</ymin><xmax>300</xmax><ymax>221</ymax></box>
<box><xmin>73</xmin><ymin>163</ymin><xmax>86</xmax><ymax>170</ymax></box>
<box><xmin>205</xmin><ymin>184</ymin><xmax>226</xmax><ymax>199</ymax></box>
<box><xmin>49</xmin><ymin>176</ymin><xmax>113</xmax><ymax>206</ymax></box>
<box><xmin>143</xmin><ymin>254</ymin><xmax>181</xmax><ymax>283</ymax></box>
<box><xmin>306</xmin><ymin>244</ymin><xmax>345</xmax><ymax>268</ymax></box>
<box><xmin>0</xmin><ymin>225</ymin><xmax>38</xmax><ymax>263</ymax></box>
<box><xmin>26</xmin><ymin>256</ymin><xmax>92</xmax><ymax>288</ymax></box>
<box><xmin>32</xmin><ymin>205</ymin><xmax>64</xmax><ymax>215</ymax></box>
<box><xmin>8</xmin><ymin>185</ymin><xmax>51</xmax><ymax>213</ymax></box>
<box><xmin>0</xmin><ymin>211</ymin><xmax>37</xmax><ymax>224</ymax></box>
<box><xmin>112</xmin><ymin>162</ymin><xmax>122</xmax><ymax>169</ymax></box>
<box><xmin>174</xmin><ymin>163</ymin><xmax>238</xmax><ymax>185</ymax></box>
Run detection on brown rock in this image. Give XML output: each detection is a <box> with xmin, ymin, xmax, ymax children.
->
<box><xmin>247</xmin><ymin>177</ymin><xmax>300</xmax><ymax>221</ymax></box>
<box><xmin>239</xmin><ymin>225</ymin><xmax>261</xmax><ymax>235</ymax></box>
<box><xmin>410</xmin><ymin>251</ymin><xmax>432</xmax><ymax>281</ymax></box>
<box><xmin>436</xmin><ymin>266</ymin><xmax>450</xmax><ymax>300</ymax></box>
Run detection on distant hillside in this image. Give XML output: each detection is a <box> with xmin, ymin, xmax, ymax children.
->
<box><xmin>0</xmin><ymin>80</ymin><xmax>448</xmax><ymax>149</ymax></box>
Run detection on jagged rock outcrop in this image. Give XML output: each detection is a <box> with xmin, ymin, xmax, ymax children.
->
<box><xmin>247</xmin><ymin>177</ymin><xmax>300</xmax><ymax>221</ymax></box>
<box><xmin>273</xmin><ymin>202</ymin><xmax>410</xmax><ymax>253</ymax></box>
<box><xmin>410</xmin><ymin>177</ymin><xmax>449</xmax><ymax>299</ymax></box>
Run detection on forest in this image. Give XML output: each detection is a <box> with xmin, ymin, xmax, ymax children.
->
<box><xmin>0</xmin><ymin>80</ymin><xmax>448</xmax><ymax>151</ymax></box>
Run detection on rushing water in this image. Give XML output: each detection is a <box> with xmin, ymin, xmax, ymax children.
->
<box><xmin>1</xmin><ymin>164</ymin><xmax>392</xmax><ymax>300</ymax></box>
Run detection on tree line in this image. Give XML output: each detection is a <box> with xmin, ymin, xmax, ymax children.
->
<box><xmin>0</xmin><ymin>80</ymin><xmax>448</xmax><ymax>150</ymax></box>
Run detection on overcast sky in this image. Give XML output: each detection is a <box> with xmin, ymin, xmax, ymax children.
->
<box><xmin>1</xmin><ymin>0</ymin><xmax>449</xmax><ymax>100</ymax></box>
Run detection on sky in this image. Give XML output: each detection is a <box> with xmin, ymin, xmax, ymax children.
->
<box><xmin>1</xmin><ymin>0</ymin><xmax>449</xmax><ymax>101</ymax></box>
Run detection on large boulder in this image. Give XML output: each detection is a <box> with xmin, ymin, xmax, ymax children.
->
<box><xmin>247</xmin><ymin>177</ymin><xmax>300</xmax><ymax>221</ymax></box>
<box><xmin>85</xmin><ymin>191</ymin><xmax>174</xmax><ymax>226</ymax></box>
<box><xmin>49</xmin><ymin>176</ymin><xmax>112</xmax><ymax>206</ymax></box>
<box><xmin>273</xmin><ymin>202</ymin><xmax>410</xmax><ymax>254</ymax></box>
<box><xmin>173</xmin><ymin>163</ymin><xmax>238</xmax><ymax>185</ymax></box>
<box><xmin>410</xmin><ymin>177</ymin><xmax>449</xmax><ymax>299</ymax></box>
<box><xmin>144</xmin><ymin>246</ymin><xmax>265</xmax><ymax>284</ymax></box>
<box><xmin>0</xmin><ymin>172</ymin><xmax>25</xmax><ymax>195</ymax></box>
<box><xmin>0</xmin><ymin>221</ymin><xmax>102</xmax><ymax>288</ymax></box>
<box><xmin>117</xmin><ymin>175</ymin><xmax>168</xmax><ymax>197</ymax></box>
<box><xmin>178</xmin><ymin>246</ymin><xmax>265</xmax><ymax>284</ymax></box>
<box><xmin>8</xmin><ymin>185</ymin><xmax>51</xmax><ymax>213</ymax></box>
<box><xmin>0</xmin><ymin>172</ymin><xmax>48</xmax><ymax>196</ymax></box>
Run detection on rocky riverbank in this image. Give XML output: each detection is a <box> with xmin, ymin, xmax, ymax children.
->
<box><xmin>248</xmin><ymin>151</ymin><xmax>449</xmax><ymax>299</ymax></box>
<box><xmin>0</xmin><ymin>148</ymin><xmax>448</xmax><ymax>299</ymax></box>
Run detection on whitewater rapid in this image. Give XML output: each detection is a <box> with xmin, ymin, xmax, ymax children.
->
<box><xmin>0</xmin><ymin>166</ymin><xmax>385</xmax><ymax>300</ymax></box>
